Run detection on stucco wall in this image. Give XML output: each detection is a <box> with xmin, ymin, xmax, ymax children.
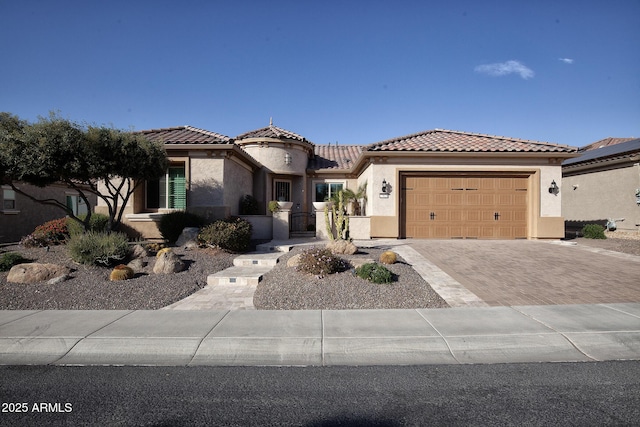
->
<box><xmin>223</xmin><ymin>157</ymin><xmax>254</xmax><ymax>216</ymax></box>
<box><xmin>190</xmin><ymin>157</ymin><xmax>225</xmax><ymax>208</ymax></box>
<box><xmin>563</xmin><ymin>163</ymin><xmax>640</xmax><ymax>231</ymax></box>
<box><xmin>241</xmin><ymin>143</ymin><xmax>308</xmax><ymax>175</ymax></box>
<box><xmin>1</xmin><ymin>183</ymin><xmax>96</xmax><ymax>243</ymax></box>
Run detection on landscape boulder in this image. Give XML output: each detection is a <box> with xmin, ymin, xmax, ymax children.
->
<box><xmin>130</xmin><ymin>244</ymin><xmax>148</xmax><ymax>260</ymax></box>
<box><xmin>287</xmin><ymin>254</ymin><xmax>302</xmax><ymax>268</ymax></box>
<box><xmin>176</xmin><ymin>227</ymin><xmax>200</xmax><ymax>249</ymax></box>
<box><xmin>326</xmin><ymin>239</ymin><xmax>358</xmax><ymax>255</ymax></box>
<box><xmin>7</xmin><ymin>263</ymin><xmax>71</xmax><ymax>284</ymax></box>
<box><xmin>153</xmin><ymin>250</ymin><xmax>185</xmax><ymax>274</ymax></box>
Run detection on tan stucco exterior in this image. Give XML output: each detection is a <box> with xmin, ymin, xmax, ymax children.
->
<box><xmin>563</xmin><ymin>162</ymin><xmax>640</xmax><ymax>232</ymax></box>
<box><xmin>358</xmin><ymin>155</ymin><xmax>567</xmax><ymax>239</ymax></box>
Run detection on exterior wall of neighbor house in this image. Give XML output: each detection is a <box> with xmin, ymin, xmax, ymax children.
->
<box><xmin>563</xmin><ymin>162</ymin><xmax>640</xmax><ymax>232</ymax></box>
<box><xmin>361</xmin><ymin>157</ymin><xmax>565</xmax><ymax>239</ymax></box>
<box><xmin>1</xmin><ymin>183</ymin><xmax>97</xmax><ymax>243</ymax></box>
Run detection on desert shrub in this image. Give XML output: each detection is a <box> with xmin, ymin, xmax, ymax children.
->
<box><xmin>296</xmin><ymin>247</ymin><xmax>349</xmax><ymax>277</ymax></box>
<box><xmin>582</xmin><ymin>224</ymin><xmax>606</xmax><ymax>239</ymax></box>
<box><xmin>379</xmin><ymin>250</ymin><xmax>397</xmax><ymax>264</ymax></box>
<box><xmin>356</xmin><ymin>262</ymin><xmax>394</xmax><ymax>284</ymax></box>
<box><xmin>23</xmin><ymin>218</ymin><xmax>69</xmax><ymax>247</ymax></box>
<box><xmin>198</xmin><ymin>217</ymin><xmax>252</xmax><ymax>253</ymax></box>
<box><xmin>109</xmin><ymin>264</ymin><xmax>135</xmax><ymax>281</ymax></box>
<box><xmin>68</xmin><ymin>231</ymin><xmax>130</xmax><ymax>266</ymax></box>
<box><xmin>0</xmin><ymin>252</ymin><xmax>27</xmax><ymax>272</ymax></box>
<box><xmin>67</xmin><ymin>213</ymin><xmax>110</xmax><ymax>236</ymax></box>
<box><xmin>158</xmin><ymin>211</ymin><xmax>206</xmax><ymax>244</ymax></box>
<box><xmin>239</xmin><ymin>195</ymin><xmax>260</xmax><ymax>215</ymax></box>
<box><xmin>145</xmin><ymin>242</ymin><xmax>166</xmax><ymax>254</ymax></box>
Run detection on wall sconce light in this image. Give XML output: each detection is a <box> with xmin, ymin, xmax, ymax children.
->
<box><xmin>548</xmin><ymin>180</ymin><xmax>559</xmax><ymax>194</ymax></box>
<box><xmin>382</xmin><ymin>179</ymin><xmax>388</xmax><ymax>193</ymax></box>
<box><xmin>284</xmin><ymin>152</ymin><xmax>292</xmax><ymax>165</ymax></box>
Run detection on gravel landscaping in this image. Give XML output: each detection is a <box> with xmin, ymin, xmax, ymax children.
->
<box><xmin>254</xmin><ymin>246</ymin><xmax>449</xmax><ymax>310</ymax></box>
<box><xmin>0</xmin><ymin>245</ymin><xmax>235</xmax><ymax>310</ymax></box>
<box><xmin>1</xmin><ymin>233</ymin><xmax>638</xmax><ymax>310</ymax></box>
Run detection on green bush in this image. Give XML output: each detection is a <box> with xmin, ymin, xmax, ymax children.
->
<box><xmin>67</xmin><ymin>213</ymin><xmax>110</xmax><ymax>236</ymax></box>
<box><xmin>68</xmin><ymin>231</ymin><xmax>130</xmax><ymax>266</ymax></box>
<box><xmin>582</xmin><ymin>224</ymin><xmax>606</xmax><ymax>239</ymax></box>
<box><xmin>356</xmin><ymin>262</ymin><xmax>394</xmax><ymax>284</ymax></box>
<box><xmin>0</xmin><ymin>252</ymin><xmax>27</xmax><ymax>272</ymax></box>
<box><xmin>198</xmin><ymin>217</ymin><xmax>252</xmax><ymax>252</ymax></box>
<box><xmin>158</xmin><ymin>211</ymin><xmax>206</xmax><ymax>243</ymax></box>
<box><xmin>296</xmin><ymin>247</ymin><xmax>349</xmax><ymax>277</ymax></box>
<box><xmin>239</xmin><ymin>195</ymin><xmax>260</xmax><ymax>215</ymax></box>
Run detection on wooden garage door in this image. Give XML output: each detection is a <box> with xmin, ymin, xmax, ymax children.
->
<box><xmin>403</xmin><ymin>175</ymin><xmax>528</xmax><ymax>239</ymax></box>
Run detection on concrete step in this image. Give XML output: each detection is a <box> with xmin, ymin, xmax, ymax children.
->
<box><xmin>255</xmin><ymin>243</ymin><xmax>294</xmax><ymax>253</ymax></box>
<box><xmin>233</xmin><ymin>252</ymin><xmax>282</xmax><ymax>267</ymax></box>
<box><xmin>207</xmin><ymin>266</ymin><xmax>273</xmax><ymax>287</ymax></box>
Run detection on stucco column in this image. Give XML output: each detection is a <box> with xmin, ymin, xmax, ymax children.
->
<box><xmin>273</xmin><ymin>208</ymin><xmax>291</xmax><ymax>240</ymax></box>
<box><xmin>315</xmin><ymin>206</ymin><xmax>333</xmax><ymax>240</ymax></box>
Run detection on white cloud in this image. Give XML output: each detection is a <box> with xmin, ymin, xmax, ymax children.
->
<box><xmin>474</xmin><ymin>60</ymin><xmax>535</xmax><ymax>80</ymax></box>
<box><xmin>559</xmin><ymin>58</ymin><xmax>574</xmax><ymax>64</ymax></box>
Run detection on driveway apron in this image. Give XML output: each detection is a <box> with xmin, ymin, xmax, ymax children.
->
<box><xmin>408</xmin><ymin>240</ymin><xmax>640</xmax><ymax>306</ymax></box>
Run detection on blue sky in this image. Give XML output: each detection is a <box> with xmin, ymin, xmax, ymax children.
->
<box><xmin>1</xmin><ymin>0</ymin><xmax>638</xmax><ymax>148</ymax></box>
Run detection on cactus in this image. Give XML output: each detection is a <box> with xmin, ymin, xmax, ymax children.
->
<box><xmin>109</xmin><ymin>264</ymin><xmax>135</xmax><ymax>281</ymax></box>
<box><xmin>324</xmin><ymin>190</ymin><xmax>349</xmax><ymax>241</ymax></box>
<box><xmin>156</xmin><ymin>247</ymin><xmax>172</xmax><ymax>258</ymax></box>
<box><xmin>379</xmin><ymin>250</ymin><xmax>397</xmax><ymax>265</ymax></box>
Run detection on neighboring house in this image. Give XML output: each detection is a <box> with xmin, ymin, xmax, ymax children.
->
<box><xmin>562</xmin><ymin>138</ymin><xmax>640</xmax><ymax>233</ymax></box>
<box><xmin>105</xmin><ymin>123</ymin><xmax>578</xmax><ymax>240</ymax></box>
<box><xmin>0</xmin><ymin>182</ymin><xmax>95</xmax><ymax>243</ymax></box>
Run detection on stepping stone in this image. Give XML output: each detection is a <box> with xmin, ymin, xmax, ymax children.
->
<box><xmin>207</xmin><ymin>266</ymin><xmax>273</xmax><ymax>286</ymax></box>
<box><xmin>233</xmin><ymin>252</ymin><xmax>283</xmax><ymax>267</ymax></box>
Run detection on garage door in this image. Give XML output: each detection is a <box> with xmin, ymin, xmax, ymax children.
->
<box><xmin>403</xmin><ymin>175</ymin><xmax>528</xmax><ymax>239</ymax></box>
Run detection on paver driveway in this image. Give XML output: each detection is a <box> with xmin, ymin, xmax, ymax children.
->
<box><xmin>408</xmin><ymin>240</ymin><xmax>640</xmax><ymax>306</ymax></box>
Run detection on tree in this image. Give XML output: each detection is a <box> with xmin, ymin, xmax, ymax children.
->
<box><xmin>331</xmin><ymin>182</ymin><xmax>368</xmax><ymax>216</ymax></box>
<box><xmin>0</xmin><ymin>112</ymin><xmax>169</xmax><ymax>232</ymax></box>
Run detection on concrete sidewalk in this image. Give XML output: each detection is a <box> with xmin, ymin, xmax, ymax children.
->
<box><xmin>1</xmin><ymin>303</ymin><xmax>639</xmax><ymax>366</ymax></box>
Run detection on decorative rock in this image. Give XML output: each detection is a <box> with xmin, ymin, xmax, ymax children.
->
<box><xmin>130</xmin><ymin>244</ymin><xmax>148</xmax><ymax>260</ymax></box>
<box><xmin>176</xmin><ymin>227</ymin><xmax>200</xmax><ymax>249</ymax></box>
<box><xmin>7</xmin><ymin>263</ymin><xmax>71</xmax><ymax>284</ymax></box>
<box><xmin>326</xmin><ymin>239</ymin><xmax>358</xmax><ymax>255</ymax></box>
<box><xmin>47</xmin><ymin>275</ymin><xmax>70</xmax><ymax>285</ymax></box>
<box><xmin>287</xmin><ymin>254</ymin><xmax>302</xmax><ymax>268</ymax></box>
<box><xmin>153</xmin><ymin>250</ymin><xmax>185</xmax><ymax>274</ymax></box>
<box><xmin>127</xmin><ymin>258</ymin><xmax>145</xmax><ymax>273</ymax></box>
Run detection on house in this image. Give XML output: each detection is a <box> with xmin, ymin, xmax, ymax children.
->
<box><xmin>0</xmin><ymin>183</ymin><xmax>96</xmax><ymax>243</ymax></box>
<box><xmin>562</xmin><ymin>138</ymin><xmax>640</xmax><ymax>233</ymax></box>
<box><xmin>105</xmin><ymin>122</ymin><xmax>578</xmax><ymax>240</ymax></box>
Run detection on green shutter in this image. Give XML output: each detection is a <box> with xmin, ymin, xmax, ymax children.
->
<box><xmin>168</xmin><ymin>167</ymin><xmax>186</xmax><ymax>209</ymax></box>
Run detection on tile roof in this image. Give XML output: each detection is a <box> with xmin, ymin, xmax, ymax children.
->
<box><xmin>579</xmin><ymin>137</ymin><xmax>636</xmax><ymax>152</ymax></box>
<box><xmin>136</xmin><ymin>126</ymin><xmax>232</xmax><ymax>144</ymax></box>
<box><xmin>366</xmin><ymin>129</ymin><xmax>577</xmax><ymax>153</ymax></box>
<box><xmin>236</xmin><ymin>123</ymin><xmax>309</xmax><ymax>143</ymax></box>
<box><xmin>309</xmin><ymin>144</ymin><xmax>365</xmax><ymax>170</ymax></box>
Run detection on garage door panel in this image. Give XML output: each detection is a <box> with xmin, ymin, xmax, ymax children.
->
<box><xmin>403</xmin><ymin>175</ymin><xmax>529</xmax><ymax>239</ymax></box>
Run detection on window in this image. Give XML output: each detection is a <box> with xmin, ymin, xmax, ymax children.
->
<box><xmin>66</xmin><ymin>194</ymin><xmax>88</xmax><ymax>216</ymax></box>
<box><xmin>314</xmin><ymin>182</ymin><xmax>344</xmax><ymax>202</ymax></box>
<box><xmin>2</xmin><ymin>187</ymin><xmax>16</xmax><ymax>210</ymax></box>
<box><xmin>147</xmin><ymin>165</ymin><xmax>186</xmax><ymax>210</ymax></box>
<box><xmin>274</xmin><ymin>180</ymin><xmax>291</xmax><ymax>202</ymax></box>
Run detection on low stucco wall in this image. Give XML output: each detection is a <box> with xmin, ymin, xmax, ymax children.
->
<box><xmin>239</xmin><ymin>215</ymin><xmax>273</xmax><ymax>240</ymax></box>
